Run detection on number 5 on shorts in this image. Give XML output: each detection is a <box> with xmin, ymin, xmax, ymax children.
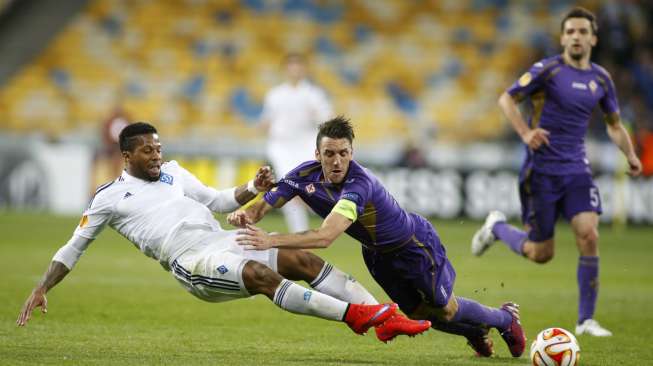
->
<box><xmin>589</xmin><ymin>187</ymin><xmax>600</xmax><ymax>208</ymax></box>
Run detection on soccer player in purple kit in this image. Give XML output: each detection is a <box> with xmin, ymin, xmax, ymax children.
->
<box><xmin>230</xmin><ymin>116</ymin><xmax>526</xmax><ymax>358</ymax></box>
<box><xmin>471</xmin><ymin>7</ymin><xmax>642</xmax><ymax>337</ymax></box>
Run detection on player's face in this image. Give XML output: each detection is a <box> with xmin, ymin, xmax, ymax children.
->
<box><xmin>561</xmin><ymin>18</ymin><xmax>596</xmax><ymax>61</ymax></box>
<box><xmin>286</xmin><ymin>60</ymin><xmax>306</xmax><ymax>82</ymax></box>
<box><xmin>124</xmin><ymin>133</ymin><xmax>162</xmax><ymax>181</ymax></box>
<box><xmin>316</xmin><ymin>137</ymin><xmax>352</xmax><ymax>184</ymax></box>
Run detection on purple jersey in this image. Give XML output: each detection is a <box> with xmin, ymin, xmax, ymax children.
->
<box><xmin>264</xmin><ymin>160</ymin><xmax>416</xmax><ymax>251</ymax></box>
<box><xmin>507</xmin><ymin>55</ymin><xmax>620</xmax><ymax>175</ymax></box>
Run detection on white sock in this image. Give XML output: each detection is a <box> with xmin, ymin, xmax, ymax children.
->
<box><xmin>281</xmin><ymin>199</ymin><xmax>309</xmax><ymax>233</ymax></box>
<box><xmin>310</xmin><ymin>263</ymin><xmax>378</xmax><ymax>305</ymax></box>
<box><xmin>273</xmin><ymin>279</ymin><xmax>348</xmax><ymax>321</ymax></box>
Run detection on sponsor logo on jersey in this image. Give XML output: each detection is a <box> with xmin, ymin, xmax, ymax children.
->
<box><xmin>341</xmin><ymin>192</ymin><xmax>360</xmax><ymax>202</ymax></box>
<box><xmin>518</xmin><ymin>72</ymin><xmax>532</xmax><ymax>86</ymax></box>
<box><xmin>345</xmin><ymin>178</ymin><xmax>355</xmax><ymax>183</ymax></box>
<box><xmin>79</xmin><ymin>215</ymin><xmax>88</xmax><ymax>228</ymax></box>
<box><xmin>123</xmin><ymin>192</ymin><xmax>133</xmax><ymax>199</ymax></box>
<box><xmin>572</xmin><ymin>82</ymin><xmax>588</xmax><ymax>90</ymax></box>
<box><xmin>281</xmin><ymin>178</ymin><xmax>299</xmax><ymax>189</ymax></box>
<box><xmin>303</xmin><ymin>290</ymin><xmax>312</xmax><ymax>302</ymax></box>
<box><xmin>589</xmin><ymin>80</ymin><xmax>598</xmax><ymax>94</ymax></box>
<box><xmin>305</xmin><ymin>183</ymin><xmax>315</xmax><ymax>194</ymax></box>
<box><xmin>159</xmin><ymin>172</ymin><xmax>174</xmax><ymax>185</ymax></box>
<box><xmin>217</xmin><ymin>265</ymin><xmax>228</xmax><ymax>274</ymax></box>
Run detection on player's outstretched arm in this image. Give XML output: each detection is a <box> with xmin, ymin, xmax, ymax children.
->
<box><xmin>498</xmin><ymin>92</ymin><xmax>550</xmax><ymax>150</ymax></box>
<box><xmin>233</xmin><ymin>166</ymin><xmax>276</xmax><ymax>205</ymax></box>
<box><xmin>606</xmin><ymin>118</ymin><xmax>642</xmax><ymax>176</ymax></box>
<box><xmin>227</xmin><ymin>199</ymin><xmax>274</xmax><ymax>228</ymax></box>
<box><xmin>17</xmin><ymin>261</ymin><xmax>70</xmax><ymax>326</ymax></box>
<box><xmin>236</xmin><ymin>210</ymin><xmax>352</xmax><ymax>250</ymax></box>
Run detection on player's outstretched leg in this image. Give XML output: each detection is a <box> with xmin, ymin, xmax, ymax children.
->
<box><xmin>276</xmin><ymin>250</ymin><xmax>431</xmax><ymax>341</ymax></box>
<box><xmin>472</xmin><ymin>210</ymin><xmax>528</xmax><ymax>256</ymax></box>
<box><xmin>242</xmin><ymin>259</ymin><xmax>396</xmax><ymax>337</ymax></box>
<box><xmin>448</xmin><ymin>297</ymin><xmax>525</xmax><ymax>357</ymax></box>
<box><xmin>431</xmin><ymin>319</ymin><xmax>494</xmax><ymax>357</ymax></box>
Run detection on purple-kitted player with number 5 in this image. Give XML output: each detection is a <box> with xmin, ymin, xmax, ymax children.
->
<box><xmin>471</xmin><ymin>7</ymin><xmax>642</xmax><ymax>337</ymax></box>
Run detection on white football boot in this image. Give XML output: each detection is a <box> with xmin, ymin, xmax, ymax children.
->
<box><xmin>575</xmin><ymin>319</ymin><xmax>613</xmax><ymax>337</ymax></box>
<box><xmin>471</xmin><ymin>210</ymin><xmax>507</xmax><ymax>256</ymax></box>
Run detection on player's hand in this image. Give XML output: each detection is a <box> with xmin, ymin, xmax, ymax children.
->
<box><xmin>626</xmin><ymin>153</ymin><xmax>642</xmax><ymax>177</ymax></box>
<box><xmin>254</xmin><ymin>166</ymin><xmax>276</xmax><ymax>192</ymax></box>
<box><xmin>522</xmin><ymin>128</ymin><xmax>550</xmax><ymax>150</ymax></box>
<box><xmin>227</xmin><ymin>210</ymin><xmax>252</xmax><ymax>228</ymax></box>
<box><xmin>236</xmin><ymin>224</ymin><xmax>275</xmax><ymax>250</ymax></box>
<box><xmin>17</xmin><ymin>288</ymin><xmax>47</xmax><ymax>327</ymax></box>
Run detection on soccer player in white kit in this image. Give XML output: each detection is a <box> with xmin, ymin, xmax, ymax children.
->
<box><xmin>261</xmin><ymin>53</ymin><xmax>334</xmax><ymax>233</ymax></box>
<box><xmin>17</xmin><ymin>122</ymin><xmax>431</xmax><ymax>341</ymax></box>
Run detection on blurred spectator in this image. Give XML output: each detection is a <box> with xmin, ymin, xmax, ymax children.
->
<box><xmin>260</xmin><ymin>53</ymin><xmax>334</xmax><ymax>233</ymax></box>
<box><xmin>91</xmin><ymin>107</ymin><xmax>130</xmax><ymax>191</ymax></box>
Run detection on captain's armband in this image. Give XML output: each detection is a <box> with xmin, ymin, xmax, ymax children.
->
<box><xmin>332</xmin><ymin>199</ymin><xmax>358</xmax><ymax>221</ymax></box>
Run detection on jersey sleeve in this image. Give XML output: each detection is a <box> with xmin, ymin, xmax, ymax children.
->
<box><xmin>598</xmin><ymin>71</ymin><xmax>620</xmax><ymax>121</ymax></box>
<box><xmin>507</xmin><ymin>60</ymin><xmax>554</xmax><ymax>102</ymax></box>
<box><xmin>175</xmin><ymin>162</ymin><xmax>239</xmax><ymax>213</ymax></box>
<box><xmin>333</xmin><ymin>173</ymin><xmax>372</xmax><ymax>220</ymax></box>
<box><xmin>263</xmin><ymin>178</ymin><xmax>298</xmax><ymax>208</ymax></box>
<box><xmin>74</xmin><ymin>189</ymin><xmax>114</xmax><ymax>240</ymax></box>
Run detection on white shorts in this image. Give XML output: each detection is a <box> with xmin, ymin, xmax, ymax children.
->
<box><xmin>170</xmin><ymin>229</ymin><xmax>278</xmax><ymax>303</ymax></box>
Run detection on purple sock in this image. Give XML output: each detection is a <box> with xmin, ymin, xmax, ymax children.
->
<box><xmin>430</xmin><ymin>319</ymin><xmax>486</xmax><ymax>340</ymax></box>
<box><xmin>578</xmin><ymin>256</ymin><xmax>599</xmax><ymax>324</ymax></box>
<box><xmin>452</xmin><ymin>297</ymin><xmax>512</xmax><ymax>331</ymax></box>
<box><xmin>492</xmin><ymin>222</ymin><xmax>528</xmax><ymax>255</ymax></box>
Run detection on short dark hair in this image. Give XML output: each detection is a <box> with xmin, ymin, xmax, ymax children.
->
<box><xmin>561</xmin><ymin>7</ymin><xmax>598</xmax><ymax>35</ymax></box>
<box><xmin>316</xmin><ymin>116</ymin><xmax>355</xmax><ymax>150</ymax></box>
<box><xmin>119</xmin><ymin>122</ymin><xmax>157</xmax><ymax>152</ymax></box>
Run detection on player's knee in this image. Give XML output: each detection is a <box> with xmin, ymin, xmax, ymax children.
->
<box><xmin>532</xmin><ymin>246</ymin><xmax>554</xmax><ymax>264</ymax></box>
<box><xmin>277</xmin><ymin>249</ymin><xmax>324</xmax><ymax>281</ymax></box>
<box><xmin>242</xmin><ymin>260</ymin><xmax>282</xmax><ymax>297</ymax></box>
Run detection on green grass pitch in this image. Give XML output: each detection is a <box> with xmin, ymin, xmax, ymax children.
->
<box><xmin>1</xmin><ymin>211</ymin><xmax>652</xmax><ymax>365</ymax></box>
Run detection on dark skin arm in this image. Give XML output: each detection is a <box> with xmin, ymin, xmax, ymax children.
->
<box><xmin>17</xmin><ymin>261</ymin><xmax>70</xmax><ymax>326</ymax></box>
<box><xmin>233</xmin><ymin>166</ymin><xmax>275</xmax><ymax>205</ymax></box>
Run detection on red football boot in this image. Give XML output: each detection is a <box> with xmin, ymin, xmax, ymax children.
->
<box><xmin>344</xmin><ymin>303</ymin><xmax>398</xmax><ymax>335</ymax></box>
<box><xmin>374</xmin><ymin>314</ymin><xmax>432</xmax><ymax>343</ymax></box>
<box><xmin>499</xmin><ymin>302</ymin><xmax>526</xmax><ymax>357</ymax></box>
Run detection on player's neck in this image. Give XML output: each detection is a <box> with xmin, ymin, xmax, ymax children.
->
<box><xmin>562</xmin><ymin>52</ymin><xmax>591</xmax><ymax>70</ymax></box>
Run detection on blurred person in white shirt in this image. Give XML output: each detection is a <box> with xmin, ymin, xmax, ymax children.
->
<box><xmin>260</xmin><ymin>53</ymin><xmax>334</xmax><ymax>232</ymax></box>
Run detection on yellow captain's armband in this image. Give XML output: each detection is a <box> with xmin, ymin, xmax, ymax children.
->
<box><xmin>332</xmin><ymin>199</ymin><xmax>358</xmax><ymax>221</ymax></box>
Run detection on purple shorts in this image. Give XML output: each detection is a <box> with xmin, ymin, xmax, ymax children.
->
<box><xmin>361</xmin><ymin>214</ymin><xmax>455</xmax><ymax>314</ymax></box>
<box><xmin>520</xmin><ymin>171</ymin><xmax>602</xmax><ymax>242</ymax></box>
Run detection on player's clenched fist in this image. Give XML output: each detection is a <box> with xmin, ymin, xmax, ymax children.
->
<box><xmin>253</xmin><ymin>166</ymin><xmax>275</xmax><ymax>192</ymax></box>
<box><xmin>521</xmin><ymin>128</ymin><xmax>550</xmax><ymax>150</ymax></box>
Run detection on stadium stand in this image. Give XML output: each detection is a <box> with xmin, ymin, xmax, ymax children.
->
<box><xmin>0</xmin><ymin>0</ymin><xmax>651</xmax><ymax>159</ymax></box>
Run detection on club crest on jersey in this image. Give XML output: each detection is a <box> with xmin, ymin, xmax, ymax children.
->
<box><xmin>589</xmin><ymin>80</ymin><xmax>598</xmax><ymax>94</ymax></box>
<box><xmin>217</xmin><ymin>265</ymin><xmax>228</xmax><ymax>274</ymax></box>
<box><xmin>159</xmin><ymin>172</ymin><xmax>174</xmax><ymax>185</ymax></box>
<box><xmin>305</xmin><ymin>183</ymin><xmax>316</xmax><ymax>194</ymax></box>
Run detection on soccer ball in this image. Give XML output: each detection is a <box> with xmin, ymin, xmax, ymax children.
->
<box><xmin>530</xmin><ymin>327</ymin><xmax>581</xmax><ymax>366</ymax></box>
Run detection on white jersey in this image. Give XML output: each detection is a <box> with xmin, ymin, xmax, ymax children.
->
<box><xmin>53</xmin><ymin>161</ymin><xmax>241</xmax><ymax>270</ymax></box>
<box><xmin>262</xmin><ymin>80</ymin><xmax>333</xmax><ymax>173</ymax></box>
